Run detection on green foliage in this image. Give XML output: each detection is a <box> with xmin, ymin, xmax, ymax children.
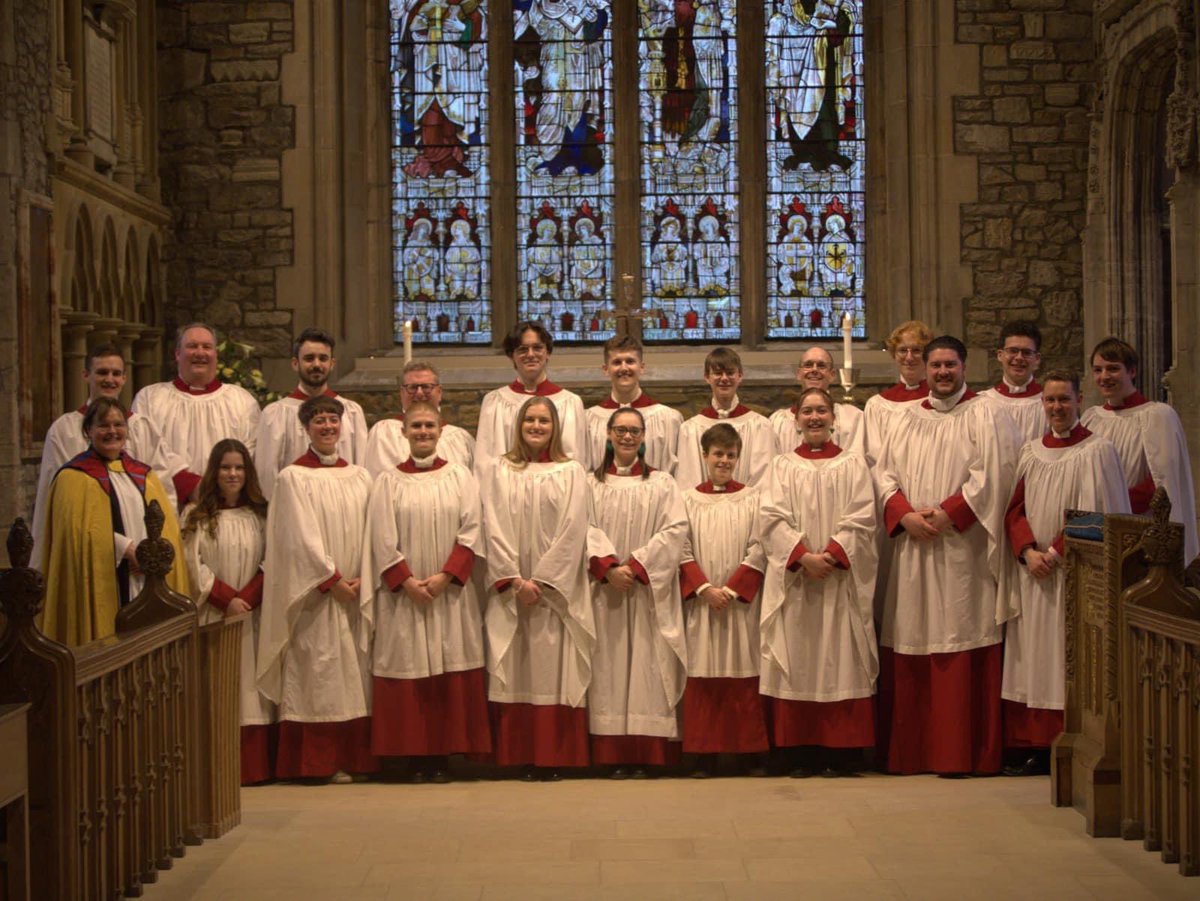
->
<box><xmin>217</xmin><ymin>339</ymin><xmax>281</xmax><ymax>406</ymax></box>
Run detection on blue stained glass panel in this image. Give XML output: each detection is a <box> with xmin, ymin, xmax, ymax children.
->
<box><xmin>765</xmin><ymin>0</ymin><xmax>867</xmax><ymax>340</ymax></box>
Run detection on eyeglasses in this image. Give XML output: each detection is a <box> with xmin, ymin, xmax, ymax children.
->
<box><xmin>401</xmin><ymin>382</ymin><xmax>440</xmax><ymax>394</ymax></box>
<box><xmin>800</xmin><ymin>360</ymin><xmax>832</xmax><ymax>371</ymax></box>
<box><xmin>515</xmin><ymin>343</ymin><xmax>547</xmax><ymax>356</ymax></box>
<box><xmin>1001</xmin><ymin>347</ymin><xmax>1039</xmax><ymax>359</ymax></box>
<box><xmin>611</xmin><ymin>426</ymin><xmax>644</xmax><ymax>439</ymax></box>
<box><xmin>894</xmin><ymin>346</ymin><xmax>923</xmax><ymax>358</ymax></box>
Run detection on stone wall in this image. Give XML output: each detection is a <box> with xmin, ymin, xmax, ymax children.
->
<box><xmin>157</xmin><ymin>0</ymin><xmax>296</xmax><ymax>374</ymax></box>
<box><xmin>954</xmin><ymin>0</ymin><xmax>1094</xmax><ymax>379</ymax></box>
<box><xmin>0</xmin><ymin>0</ymin><xmax>52</xmax><ymax>524</ymax></box>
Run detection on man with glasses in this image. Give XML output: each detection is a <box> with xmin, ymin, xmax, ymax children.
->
<box><xmin>364</xmin><ymin>361</ymin><xmax>475</xmax><ymax>476</ymax></box>
<box><xmin>862</xmin><ymin>320</ymin><xmax>932</xmax><ymax>465</ymax></box>
<box><xmin>980</xmin><ymin>321</ymin><xmax>1047</xmax><ymax>442</ymax></box>
<box><xmin>769</xmin><ymin>346</ymin><xmax>865</xmax><ymax>455</ymax></box>
<box><xmin>474</xmin><ymin>321</ymin><xmax>587</xmax><ymax>470</ymax></box>
<box><xmin>255</xmin><ymin>327</ymin><xmax>368</xmax><ymax>499</ymax></box>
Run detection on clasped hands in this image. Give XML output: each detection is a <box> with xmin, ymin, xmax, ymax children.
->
<box><xmin>402</xmin><ymin>572</ymin><xmax>453</xmax><ymax>605</ymax></box>
<box><xmin>1023</xmin><ymin>548</ymin><xmax>1059</xmax><ymax>580</ymax></box>
<box><xmin>900</xmin><ymin>506</ymin><xmax>953</xmax><ymax>542</ymax></box>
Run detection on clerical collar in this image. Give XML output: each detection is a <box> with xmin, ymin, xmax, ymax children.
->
<box><xmin>1043</xmin><ymin>422</ymin><xmax>1091</xmax><ymax>448</ymax></box>
<box><xmin>696</xmin><ymin>479</ymin><xmax>744</xmax><ymax>494</ymax></box>
<box><xmin>701</xmin><ymin>397</ymin><xmax>749</xmax><ymax>419</ymax></box>
<box><xmin>172</xmin><ymin>377</ymin><xmax>222</xmax><ymax>395</ymax></box>
<box><xmin>926</xmin><ymin>383</ymin><xmax>968</xmax><ymax>412</ymax></box>
<box><xmin>293</xmin><ymin>448</ymin><xmax>347</xmax><ymax>468</ymax></box>
<box><xmin>796</xmin><ymin>442</ymin><xmax>842</xmax><ymax>459</ymax></box>
<box><xmin>998</xmin><ymin>376</ymin><xmax>1040</xmax><ymax>397</ymax></box>
<box><xmin>606</xmin><ymin>461</ymin><xmax>646</xmax><ymax>477</ymax></box>
<box><xmin>399</xmin><ymin>455</ymin><xmax>446</xmax><ymax>473</ymax></box>
<box><xmin>1103</xmin><ymin>390</ymin><xmax>1148</xmax><ymax>411</ymax></box>
<box><xmin>288</xmin><ymin>386</ymin><xmax>338</xmax><ymax>401</ymax></box>
<box><xmin>508</xmin><ymin>378</ymin><xmax>562</xmax><ymax>397</ymax></box>
<box><xmin>1051</xmin><ymin>418</ymin><xmax>1081</xmax><ymax>440</ymax></box>
<box><xmin>412</xmin><ymin>452</ymin><xmax>438</xmax><ymax>469</ymax></box>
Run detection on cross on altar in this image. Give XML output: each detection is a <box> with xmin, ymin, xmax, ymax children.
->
<box><xmin>597</xmin><ymin>273</ymin><xmax>665</xmax><ymax>337</ymax></box>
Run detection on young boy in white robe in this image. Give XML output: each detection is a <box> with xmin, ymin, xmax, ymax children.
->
<box><xmin>364</xmin><ymin>361</ymin><xmax>476</xmax><ymax>475</ymax></box>
<box><xmin>586</xmin><ymin>407</ymin><xmax>689</xmax><ymax>777</ymax></box>
<box><xmin>257</xmin><ymin>395</ymin><xmax>377</xmax><ymax>783</ymax></box>
<box><xmin>760</xmin><ymin>388</ymin><xmax>879</xmax><ymax>777</ymax></box>
<box><xmin>474</xmin><ymin>321</ymin><xmax>587</xmax><ymax>472</ymax></box>
<box><xmin>770</xmin><ymin>346</ymin><xmax>865</xmax><ymax>456</ymax></box>
<box><xmin>364</xmin><ymin>401</ymin><xmax>490</xmax><ymax>782</ymax></box>
<box><xmin>1081</xmin><ymin>336</ymin><xmax>1198</xmax><ymax>564</ymax></box>
<box><xmin>584</xmin><ymin>335</ymin><xmax>683</xmax><ymax>473</ymax></box>
<box><xmin>182</xmin><ymin>439</ymin><xmax>274</xmax><ymax>784</ymax></box>
<box><xmin>675</xmin><ymin>347</ymin><xmax>774</xmax><ymax>489</ymax></box>
<box><xmin>679</xmin><ymin>423</ymin><xmax>768</xmax><ymax>777</ymax></box>
<box><xmin>481</xmin><ymin>396</ymin><xmax>594</xmax><ymax>779</ymax></box>
<box><xmin>999</xmin><ymin>370</ymin><xmax>1131</xmax><ymax>775</ymax></box>
<box><xmin>979</xmin><ymin>321</ymin><xmax>1047</xmax><ymax>444</ymax></box>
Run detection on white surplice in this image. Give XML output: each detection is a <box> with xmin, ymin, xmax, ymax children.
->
<box><xmin>1081</xmin><ymin>398</ymin><xmax>1199</xmax><ymax>564</ymax></box>
<box><xmin>132</xmin><ymin>380</ymin><xmax>262</xmax><ymax>473</ymax></box>
<box><xmin>980</xmin><ymin>383</ymin><xmax>1047</xmax><ymax>444</ymax></box>
<box><xmin>1000</xmin><ymin>433</ymin><xmax>1130</xmax><ymax>710</ymax></box>
<box><xmin>862</xmin><ymin>384</ymin><xmax>927</xmax><ymax>465</ymax></box>
<box><xmin>257</xmin><ymin>461</ymin><xmax>374</xmax><ymax>722</ymax></box>
<box><xmin>474</xmin><ymin>383</ymin><xmax>587</xmax><ymax>473</ymax></box>
<box><xmin>182</xmin><ymin>505</ymin><xmax>274</xmax><ymax>725</ymax></box>
<box><xmin>363</xmin><ymin>418</ymin><xmax>475</xmax><ymax>477</ymax></box>
<box><xmin>681</xmin><ymin>485</ymin><xmax>765</xmax><ymax>678</ymax></box>
<box><xmin>481</xmin><ymin>458</ymin><xmax>595</xmax><ymax>707</ymax></box>
<box><xmin>875</xmin><ymin>393</ymin><xmax>1019</xmax><ymax>655</ymax></box>
<box><xmin>759</xmin><ymin>450</ymin><xmax>879</xmax><ymax>701</ymax></box>
<box><xmin>364</xmin><ymin>462</ymin><xmax>486</xmax><ymax>679</ymax></box>
<box><xmin>769</xmin><ymin>402</ymin><xmax>865</xmax><ymax>457</ymax></box>
<box><xmin>255</xmin><ymin>392</ymin><xmax>368</xmax><ymax>499</ymax></box>
<box><xmin>675</xmin><ymin>407</ymin><xmax>775</xmax><ymax>490</ymax></box>
<box><xmin>584</xmin><ymin>399</ymin><xmax>684</xmax><ymax>474</ymax></box>
<box><xmin>586</xmin><ymin>470</ymin><xmax>688</xmax><ymax>738</ymax></box>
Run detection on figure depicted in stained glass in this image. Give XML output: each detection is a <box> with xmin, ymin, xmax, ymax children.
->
<box><xmin>777</xmin><ymin>199</ymin><xmax>815</xmax><ymax>296</ymax></box>
<box><xmin>766</xmin><ymin>0</ymin><xmax>858</xmax><ymax>172</ymax></box>
<box><xmin>444</xmin><ymin>204</ymin><xmax>483</xmax><ymax>299</ymax></box>
<box><xmin>515</xmin><ymin>0</ymin><xmax>609</xmax><ymax>176</ymax></box>
<box><xmin>403</xmin><ymin>205</ymin><xmax>440</xmax><ymax>300</ymax></box>
<box><xmin>651</xmin><ymin>0</ymin><xmax>732</xmax><ymax>147</ymax></box>
<box><xmin>526</xmin><ymin>202</ymin><xmax>564</xmax><ymax>301</ymax></box>
<box><xmin>693</xmin><ymin>199</ymin><xmax>730</xmax><ymax>296</ymax></box>
<box><xmin>569</xmin><ymin>202</ymin><xmax>605</xmax><ymax>300</ymax></box>
<box><xmin>650</xmin><ymin>203</ymin><xmax>690</xmax><ymax>297</ymax></box>
<box><xmin>395</xmin><ymin>0</ymin><xmax>487</xmax><ymax>178</ymax></box>
<box><xmin>817</xmin><ymin>198</ymin><xmax>855</xmax><ymax>298</ymax></box>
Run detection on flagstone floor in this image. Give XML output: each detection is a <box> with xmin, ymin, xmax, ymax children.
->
<box><xmin>143</xmin><ymin>771</ymin><xmax>1196</xmax><ymax>900</ymax></box>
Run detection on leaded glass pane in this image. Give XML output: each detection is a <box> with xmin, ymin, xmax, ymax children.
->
<box><xmin>765</xmin><ymin>0</ymin><xmax>866</xmax><ymax>340</ymax></box>
<box><xmin>639</xmin><ymin>0</ymin><xmax>740</xmax><ymax>342</ymax></box>
<box><xmin>514</xmin><ymin>0</ymin><xmax>615</xmax><ymax>343</ymax></box>
<box><xmin>391</xmin><ymin>0</ymin><xmax>492</xmax><ymax>344</ymax></box>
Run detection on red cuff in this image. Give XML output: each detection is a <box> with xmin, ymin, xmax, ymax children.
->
<box><xmin>725</xmin><ymin>564</ymin><xmax>764</xmax><ymax>603</ymax></box>
<box><xmin>1129</xmin><ymin>474</ymin><xmax>1155</xmax><ymax>514</ymax></box>
<box><xmin>679</xmin><ymin>561</ymin><xmax>709</xmax><ymax>600</ymax></box>
<box><xmin>317</xmin><ymin>569</ymin><xmax>342</xmax><ymax>593</ymax></box>
<box><xmin>940</xmin><ymin>492</ymin><xmax>978</xmax><ymax>532</ymax></box>
<box><xmin>383</xmin><ymin>560</ymin><xmax>414</xmax><ymax>593</ymax></box>
<box><xmin>442</xmin><ymin>544</ymin><xmax>476</xmax><ymax>585</ymax></box>
<box><xmin>884</xmin><ymin>491</ymin><xmax>914</xmax><ymax>537</ymax></box>
<box><xmin>590</xmin><ymin>555</ymin><xmax>619</xmax><ymax>582</ymax></box>
<box><xmin>1004</xmin><ymin>479</ymin><xmax>1035</xmax><ymax>559</ymax></box>
<box><xmin>208</xmin><ymin>578</ymin><xmax>237</xmax><ymax>612</ymax></box>
<box><xmin>1051</xmin><ymin>532</ymin><xmax>1064</xmax><ymax>556</ymax></box>
<box><xmin>824</xmin><ymin>540</ymin><xmax>850</xmax><ymax>571</ymax></box>
<box><xmin>173</xmin><ymin>470</ymin><xmax>203</xmax><ymax>505</ymax></box>
<box><xmin>238</xmin><ymin>571</ymin><xmax>264</xmax><ymax>609</ymax></box>
<box><xmin>495</xmin><ymin>578</ymin><xmax>514</xmax><ymax>593</ymax></box>
<box><xmin>627</xmin><ymin>558</ymin><xmax>649</xmax><ymax>586</ymax></box>
<box><xmin>786</xmin><ymin>541</ymin><xmax>810</xmax><ymax>572</ymax></box>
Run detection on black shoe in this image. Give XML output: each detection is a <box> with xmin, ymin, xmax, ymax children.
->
<box><xmin>690</xmin><ymin>765</ymin><xmax>712</xmax><ymax>779</ymax></box>
<box><xmin>789</xmin><ymin>767</ymin><xmax>814</xmax><ymax>779</ymax></box>
<box><xmin>820</xmin><ymin>766</ymin><xmax>840</xmax><ymax>779</ymax></box>
<box><xmin>937</xmin><ymin>772</ymin><xmax>969</xmax><ymax>780</ymax></box>
<box><xmin>1004</xmin><ymin>754</ymin><xmax>1050</xmax><ymax>777</ymax></box>
<box><xmin>519</xmin><ymin>766</ymin><xmax>538</xmax><ymax>783</ymax></box>
<box><xmin>609</xmin><ymin>766</ymin><xmax>630</xmax><ymax>780</ymax></box>
<box><xmin>410</xmin><ymin>770</ymin><xmax>427</xmax><ymax>784</ymax></box>
<box><xmin>429</xmin><ymin>769</ymin><xmax>452</xmax><ymax>784</ymax></box>
<box><xmin>540</xmin><ymin>768</ymin><xmax>562</xmax><ymax>782</ymax></box>
<box><xmin>630</xmin><ymin>767</ymin><xmax>653</xmax><ymax>780</ymax></box>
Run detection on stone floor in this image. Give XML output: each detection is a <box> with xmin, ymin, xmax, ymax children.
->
<box><xmin>143</xmin><ymin>773</ymin><xmax>1196</xmax><ymax>900</ymax></box>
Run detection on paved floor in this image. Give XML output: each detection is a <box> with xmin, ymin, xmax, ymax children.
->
<box><xmin>143</xmin><ymin>772</ymin><xmax>1197</xmax><ymax>900</ymax></box>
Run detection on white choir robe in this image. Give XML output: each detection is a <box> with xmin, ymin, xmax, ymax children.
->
<box><xmin>980</xmin><ymin>380</ymin><xmax>1047</xmax><ymax>445</ymax></box>
<box><xmin>862</xmin><ymin>381</ymin><xmax>928</xmax><ymax>465</ymax></box>
<box><xmin>182</xmin><ymin>504</ymin><xmax>275</xmax><ymax>784</ymax></box>
<box><xmin>999</xmin><ymin>426</ymin><xmax>1130</xmax><ymax>748</ymax></box>
<box><xmin>1081</xmin><ymin>392</ymin><xmax>1199</xmax><ymax>564</ymax></box>
<box><xmin>364</xmin><ymin>458</ymin><xmax>491</xmax><ymax>757</ymax></box>
<box><xmin>770</xmin><ymin>402</ymin><xmax>865</xmax><ymax>456</ymax></box>
<box><xmin>584</xmin><ymin>395</ymin><xmax>683</xmax><ymax>474</ymax></box>
<box><xmin>255</xmin><ymin>389</ymin><xmax>368</xmax><ymax>500</ymax></box>
<box><xmin>257</xmin><ymin>452</ymin><xmax>378</xmax><ymax>777</ymax></box>
<box><xmin>679</xmin><ymin>481</ymin><xmax>768</xmax><ymax>754</ymax></box>
<box><xmin>364</xmin><ymin>416</ymin><xmax>475</xmax><ymax>477</ymax></box>
<box><xmin>132</xmin><ymin>379</ymin><xmax>262</xmax><ymax>499</ymax></box>
<box><xmin>586</xmin><ymin>467</ymin><xmax>688</xmax><ymax>764</ymax></box>
<box><xmin>760</xmin><ymin>446</ymin><xmax>879</xmax><ymax>748</ymax></box>
<box><xmin>474</xmin><ymin>380</ymin><xmax>587</xmax><ymax>474</ymax></box>
<box><xmin>874</xmin><ymin>389</ymin><xmax>1018</xmax><ymax>774</ymax></box>
<box><xmin>32</xmin><ymin>407</ymin><xmax>186</xmax><ymax>564</ymax></box>
<box><xmin>675</xmin><ymin>404</ymin><xmax>775</xmax><ymax>490</ymax></box>
<box><xmin>481</xmin><ymin>457</ymin><xmax>595</xmax><ymax>767</ymax></box>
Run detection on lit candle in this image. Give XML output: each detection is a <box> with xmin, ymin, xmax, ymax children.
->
<box><xmin>842</xmin><ymin>312</ymin><xmax>853</xmax><ymax>370</ymax></box>
<box><xmin>403</xmin><ymin>320</ymin><xmax>413</xmax><ymax>364</ymax></box>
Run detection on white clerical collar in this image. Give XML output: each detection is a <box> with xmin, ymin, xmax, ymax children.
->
<box><xmin>713</xmin><ymin>394</ymin><xmax>740</xmax><ymax>418</ymax></box>
<box><xmin>412</xmin><ymin>452</ymin><xmax>438</xmax><ymax>469</ymax></box>
<box><xmin>710</xmin><ymin>482</ymin><xmax>728</xmax><ymax>492</ymax></box>
<box><xmin>611</xmin><ymin>389</ymin><xmax>642</xmax><ymax>406</ymax></box>
<box><xmin>615</xmin><ymin>463</ymin><xmax>635</xmax><ymax>476</ymax></box>
<box><xmin>928</xmin><ymin>383</ymin><xmax>967</xmax><ymax>412</ymax></box>
<box><xmin>311</xmin><ymin>446</ymin><xmax>340</xmax><ymax>466</ymax></box>
<box><xmin>1051</xmin><ymin>418</ymin><xmax>1080</xmax><ymax>439</ymax></box>
<box><xmin>1003</xmin><ymin>375</ymin><xmax>1033</xmax><ymax>392</ymax></box>
<box><xmin>903</xmin><ymin>380</ymin><xmax>922</xmax><ymax>391</ymax></box>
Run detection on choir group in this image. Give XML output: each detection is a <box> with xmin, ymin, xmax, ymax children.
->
<box><xmin>32</xmin><ymin>318</ymin><xmax>1198</xmax><ymax>786</ymax></box>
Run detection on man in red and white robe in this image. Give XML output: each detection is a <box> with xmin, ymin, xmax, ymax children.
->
<box><xmin>364</xmin><ymin>361</ymin><xmax>475</xmax><ymax>476</ymax></box>
<box><xmin>979</xmin><ymin>320</ymin><xmax>1047</xmax><ymax>444</ymax></box>
<box><xmin>862</xmin><ymin>320</ymin><xmax>932</xmax><ymax>465</ymax></box>
<box><xmin>770</xmin><ymin>346</ymin><xmax>865</xmax><ymax>456</ymax></box>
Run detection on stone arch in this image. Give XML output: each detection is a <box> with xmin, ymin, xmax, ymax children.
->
<box><xmin>67</xmin><ymin>203</ymin><xmax>96</xmax><ymax>315</ymax></box>
<box><xmin>97</xmin><ymin>216</ymin><xmax>121</xmax><ymax>321</ymax></box>
<box><xmin>122</xmin><ymin>226</ymin><xmax>142</xmax><ymax>323</ymax></box>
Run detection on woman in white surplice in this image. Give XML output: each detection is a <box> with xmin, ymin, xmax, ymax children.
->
<box><xmin>182</xmin><ymin>439</ymin><xmax>274</xmax><ymax>784</ymax></box>
<box><xmin>759</xmin><ymin>387</ymin><xmax>879</xmax><ymax>777</ymax></box>
<box><xmin>257</xmin><ymin>395</ymin><xmax>378</xmax><ymax>783</ymax></box>
<box><xmin>364</xmin><ymin>401</ymin><xmax>491</xmax><ymax>782</ymax></box>
<box><xmin>481</xmin><ymin>396</ymin><xmax>594</xmax><ymax>779</ymax></box>
<box><xmin>586</xmin><ymin>408</ymin><xmax>688</xmax><ymax>777</ymax></box>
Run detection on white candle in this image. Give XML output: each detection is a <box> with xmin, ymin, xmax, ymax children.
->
<box><xmin>403</xmin><ymin>320</ymin><xmax>413</xmax><ymax>364</ymax></box>
<box><xmin>842</xmin><ymin>312</ymin><xmax>853</xmax><ymax>370</ymax></box>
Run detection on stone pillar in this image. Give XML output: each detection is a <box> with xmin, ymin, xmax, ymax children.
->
<box><xmin>88</xmin><ymin>315</ymin><xmax>123</xmax><ymax>348</ymax></box>
<box><xmin>132</xmin><ymin>326</ymin><xmax>163</xmax><ymax>393</ymax></box>
<box><xmin>61</xmin><ymin>309</ymin><xmax>99</xmax><ymax>410</ymax></box>
<box><xmin>115</xmin><ymin>323</ymin><xmax>142</xmax><ymax>407</ymax></box>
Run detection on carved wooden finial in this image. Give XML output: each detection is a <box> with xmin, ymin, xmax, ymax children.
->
<box><xmin>1139</xmin><ymin>487</ymin><xmax>1182</xmax><ymax>567</ymax></box>
<box><xmin>134</xmin><ymin>500</ymin><xmax>176</xmax><ymax>579</ymax></box>
<box><xmin>6</xmin><ymin>516</ymin><xmax>33</xmax><ymax>569</ymax></box>
<box><xmin>1</xmin><ymin>517</ymin><xmax>46</xmax><ymax>625</ymax></box>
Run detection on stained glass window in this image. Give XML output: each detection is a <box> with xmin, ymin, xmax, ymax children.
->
<box><xmin>513</xmin><ymin>0</ymin><xmax>616</xmax><ymax>343</ymax></box>
<box><xmin>390</xmin><ymin>0</ymin><xmax>492</xmax><ymax>344</ymax></box>
<box><xmin>764</xmin><ymin>0</ymin><xmax>866</xmax><ymax>340</ymax></box>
